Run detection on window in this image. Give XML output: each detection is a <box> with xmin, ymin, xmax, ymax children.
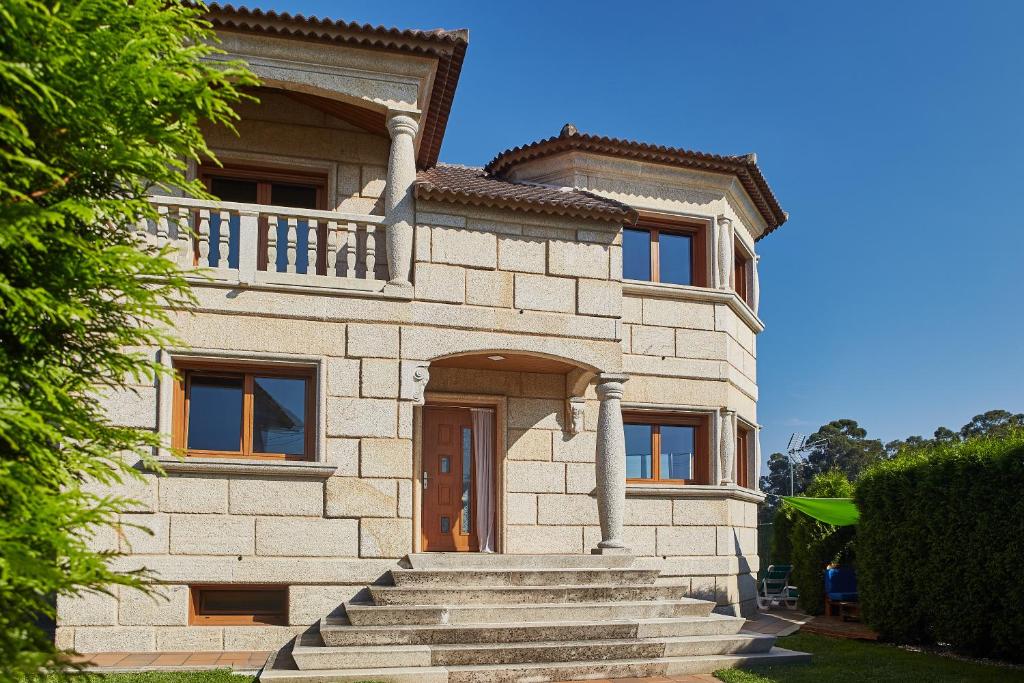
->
<box><xmin>736</xmin><ymin>425</ymin><xmax>751</xmax><ymax>489</ymax></box>
<box><xmin>190</xmin><ymin>585</ymin><xmax>287</xmax><ymax>626</ymax></box>
<box><xmin>198</xmin><ymin>164</ymin><xmax>327</xmax><ymax>273</ymax></box>
<box><xmin>734</xmin><ymin>241</ymin><xmax>752</xmax><ymax>306</ymax></box>
<box><xmin>173</xmin><ymin>360</ymin><xmax>316</xmax><ymax>460</ymax></box>
<box><xmin>624</xmin><ymin>413</ymin><xmax>710</xmax><ymax>484</ymax></box>
<box><xmin>623</xmin><ymin>216</ymin><xmax>708</xmax><ymax>287</ymax></box>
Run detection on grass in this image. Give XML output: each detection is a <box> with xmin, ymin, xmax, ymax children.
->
<box><xmin>48</xmin><ymin>672</ymin><xmax>253</xmax><ymax>683</ymax></box>
<box><xmin>714</xmin><ymin>633</ymin><xmax>1024</xmax><ymax>682</ymax></box>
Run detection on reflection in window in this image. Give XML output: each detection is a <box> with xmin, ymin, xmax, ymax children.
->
<box><xmin>623</xmin><ymin>228</ymin><xmax>652</xmax><ymax>281</ymax></box>
<box><xmin>625</xmin><ymin>424</ymin><xmax>654</xmax><ymax>479</ymax></box>
<box><xmin>659</xmin><ymin>232</ymin><xmax>693</xmax><ymax>286</ymax></box>
<box><xmin>461</xmin><ymin>427</ymin><xmax>472</xmax><ymax>534</ymax></box>
<box><xmin>253</xmin><ymin>377</ymin><xmax>306</xmax><ymax>455</ymax></box>
<box><xmin>660</xmin><ymin>425</ymin><xmax>695</xmax><ymax>480</ymax></box>
<box><xmin>187</xmin><ymin>376</ymin><xmax>243</xmax><ymax>452</ymax></box>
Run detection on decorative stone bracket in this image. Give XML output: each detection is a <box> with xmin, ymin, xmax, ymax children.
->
<box><xmin>400</xmin><ymin>361</ymin><xmax>430</xmax><ymax>404</ymax></box>
<box><xmin>566</xmin><ymin>397</ymin><xmax>586</xmax><ymax>435</ymax></box>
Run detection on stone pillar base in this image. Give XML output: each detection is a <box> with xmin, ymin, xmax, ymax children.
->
<box><xmin>590</xmin><ymin>546</ymin><xmax>632</xmax><ymax>556</ymax></box>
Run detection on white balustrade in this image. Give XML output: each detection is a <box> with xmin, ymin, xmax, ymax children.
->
<box><xmin>140</xmin><ymin>196</ymin><xmax>387</xmax><ymax>290</ymax></box>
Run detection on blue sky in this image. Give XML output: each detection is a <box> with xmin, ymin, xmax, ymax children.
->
<box><xmin>250</xmin><ymin>0</ymin><xmax>1024</xmax><ymax>460</ymax></box>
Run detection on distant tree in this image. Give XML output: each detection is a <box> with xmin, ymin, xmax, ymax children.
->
<box><xmin>803</xmin><ymin>419</ymin><xmax>885</xmax><ymax>481</ymax></box>
<box><xmin>0</xmin><ymin>0</ymin><xmax>254</xmax><ymax>675</ymax></box>
<box><xmin>933</xmin><ymin>426</ymin><xmax>960</xmax><ymax>443</ymax></box>
<box><xmin>958</xmin><ymin>410</ymin><xmax>1024</xmax><ymax>440</ymax></box>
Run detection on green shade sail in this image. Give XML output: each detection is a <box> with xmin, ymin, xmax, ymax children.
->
<box><xmin>782</xmin><ymin>496</ymin><xmax>860</xmax><ymax>526</ymax></box>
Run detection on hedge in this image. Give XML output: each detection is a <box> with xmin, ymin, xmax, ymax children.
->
<box><xmin>855</xmin><ymin>431</ymin><xmax>1024</xmax><ymax>661</ymax></box>
<box><xmin>789</xmin><ymin>470</ymin><xmax>855</xmax><ymax>614</ymax></box>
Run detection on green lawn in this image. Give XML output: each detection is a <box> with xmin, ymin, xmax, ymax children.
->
<box><xmin>715</xmin><ymin>633</ymin><xmax>1024</xmax><ymax>682</ymax></box>
<box><xmin>51</xmin><ymin>672</ymin><xmax>252</xmax><ymax>683</ymax></box>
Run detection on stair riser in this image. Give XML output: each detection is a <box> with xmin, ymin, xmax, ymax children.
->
<box><xmin>433</xmin><ymin>642</ymin><xmax>665</xmax><ymax>666</ymax></box>
<box><xmin>637</xmin><ymin>619</ymin><xmax>745</xmax><ymax>638</ymax></box>
<box><xmin>446</xmin><ymin>660</ymin><xmax>666</xmax><ymax>683</ymax></box>
<box><xmin>663</xmin><ymin>650</ymin><xmax>813</xmax><ymax>676</ymax></box>
<box><xmin>369</xmin><ymin>585</ymin><xmax>688</xmax><ymax>606</ymax></box>
<box><xmin>406</xmin><ymin>553</ymin><xmax>634</xmax><ymax>570</ymax></box>
<box><xmin>292</xmin><ymin>649</ymin><xmax>430</xmax><ymax>671</ymax></box>
<box><xmin>344</xmin><ymin>601</ymin><xmax>712</xmax><ymax>626</ymax></box>
<box><xmin>322</xmin><ymin>623</ymin><xmax>639</xmax><ymax>647</ymax></box>
<box><xmin>390</xmin><ymin>569</ymin><xmax>659</xmax><ymax>587</ymax></box>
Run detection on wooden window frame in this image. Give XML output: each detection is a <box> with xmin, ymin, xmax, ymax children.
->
<box><xmin>627</xmin><ymin>215</ymin><xmax>709</xmax><ymax>288</ymax></box>
<box><xmin>172</xmin><ymin>359</ymin><xmax>316</xmax><ymax>461</ymax></box>
<box><xmin>189</xmin><ymin>585</ymin><xmax>288</xmax><ymax>626</ymax></box>
<box><xmin>198</xmin><ymin>163</ymin><xmax>328</xmax><ymax>210</ymax></box>
<box><xmin>624</xmin><ymin>412</ymin><xmax>711</xmax><ymax>485</ymax></box>
<box><xmin>733</xmin><ymin>239</ymin><xmax>752</xmax><ymax>306</ymax></box>
<box><xmin>736</xmin><ymin>424</ymin><xmax>751</xmax><ymax>489</ymax></box>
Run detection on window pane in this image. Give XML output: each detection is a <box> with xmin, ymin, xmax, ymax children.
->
<box><xmin>623</xmin><ymin>228</ymin><xmax>651</xmax><ymax>281</ymax></box>
<box><xmin>625</xmin><ymin>424</ymin><xmax>653</xmax><ymax>479</ymax></box>
<box><xmin>187</xmin><ymin>375</ymin><xmax>243</xmax><ymax>452</ymax></box>
<box><xmin>660</xmin><ymin>425</ymin><xmax>695</xmax><ymax>480</ymax></box>
<box><xmin>210</xmin><ymin>177</ymin><xmax>258</xmax><ymax>204</ymax></box>
<box><xmin>659</xmin><ymin>232</ymin><xmax>693</xmax><ymax>285</ymax></box>
<box><xmin>199</xmin><ymin>589</ymin><xmax>285</xmax><ymax>615</ymax></box>
<box><xmin>271</xmin><ymin>183</ymin><xmax>318</xmax><ymax>209</ymax></box>
<box><xmin>461</xmin><ymin>426</ymin><xmax>472</xmax><ymax>534</ymax></box>
<box><xmin>253</xmin><ymin>376</ymin><xmax>307</xmax><ymax>456</ymax></box>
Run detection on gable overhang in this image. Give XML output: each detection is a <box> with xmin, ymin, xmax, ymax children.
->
<box><xmin>204</xmin><ymin>3</ymin><xmax>468</xmax><ymax>169</ymax></box>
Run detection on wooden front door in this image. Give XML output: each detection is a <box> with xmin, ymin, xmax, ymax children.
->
<box><xmin>421</xmin><ymin>407</ymin><xmax>477</xmax><ymax>552</ymax></box>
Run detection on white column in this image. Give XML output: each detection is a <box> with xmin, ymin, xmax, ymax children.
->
<box><xmin>593</xmin><ymin>373</ymin><xmax>629</xmax><ymax>554</ymax></box>
<box><xmin>716</xmin><ymin>215</ymin><xmax>733</xmax><ymax>290</ymax></box>
<box><xmin>751</xmin><ymin>254</ymin><xmax>761</xmax><ymax>316</ymax></box>
<box><xmin>753</xmin><ymin>425</ymin><xmax>763</xmax><ymax>491</ymax></box>
<box><xmin>719</xmin><ymin>408</ymin><xmax>736</xmax><ymax>485</ymax></box>
<box><xmin>384</xmin><ymin>112</ymin><xmax>419</xmax><ymax>292</ymax></box>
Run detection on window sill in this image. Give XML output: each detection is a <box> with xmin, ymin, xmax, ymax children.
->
<box><xmin>622</xmin><ymin>280</ymin><xmax>764</xmax><ymax>334</ymax></box>
<box><xmin>626</xmin><ymin>482</ymin><xmax>765</xmax><ymax>503</ymax></box>
<box><xmin>150</xmin><ymin>457</ymin><xmax>337</xmax><ymax>479</ymax></box>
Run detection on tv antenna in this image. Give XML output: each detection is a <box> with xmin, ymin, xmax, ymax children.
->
<box><xmin>784</xmin><ymin>433</ymin><xmax>828</xmax><ymax>496</ymax></box>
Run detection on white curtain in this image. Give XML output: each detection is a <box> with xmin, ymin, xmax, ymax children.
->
<box><xmin>470</xmin><ymin>408</ymin><xmax>496</xmax><ymax>552</ymax></box>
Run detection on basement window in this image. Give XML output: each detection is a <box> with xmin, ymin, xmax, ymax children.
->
<box><xmin>189</xmin><ymin>585</ymin><xmax>288</xmax><ymax>626</ymax></box>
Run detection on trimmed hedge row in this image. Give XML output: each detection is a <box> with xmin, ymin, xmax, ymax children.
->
<box><xmin>856</xmin><ymin>432</ymin><xmax>1024</xmax><ymax>661</ymax></box>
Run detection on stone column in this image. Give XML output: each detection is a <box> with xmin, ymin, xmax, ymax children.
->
<box><xmin>716</xmin><ymin>216</ymin><xmax>733</xmax><ymax>290</ymax></box>
<box><xmin>384</xmin><ymin>112</ymin><xmax>418</xmax><ymax>293</ymax></box>
<box><xmin>719</xmin><ymin>408</ymin><xmax>736</xmax><ymax>485</ymax></box>
<box><xmin>593</xmin><ymin>373</ymin><xmax>629</xmax><ymax>554</ymax></box>
<box><xmin>751</xmin><ymin>254</ymin><xmax>761</xmax><ymax>315</ymax></box>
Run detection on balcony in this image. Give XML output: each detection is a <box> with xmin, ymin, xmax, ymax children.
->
<box><xmin>139</xmin><ymin>195</ymin><xmax>388</xmax><ymax>294</ymax></box>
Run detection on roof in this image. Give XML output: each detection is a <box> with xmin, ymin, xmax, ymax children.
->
<box><xmin>204</xmin><ymin>3</ymin><xmax>468</xmax><ymax>170</ymax></box>
<box><xmin>486</xmin><ymin>125</ymin><xmax>788</xmax><ymax>237</ymax></box>
<box><xmin>415</xmin><ymin>164</ymin><xmax>637</xmax><ymax>224</ymax></box>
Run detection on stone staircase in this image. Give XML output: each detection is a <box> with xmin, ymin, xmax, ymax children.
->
<box><xmin>259</xmin><ymin>553</ymin><xmax>808</xmax><ymax>682</ymax></box>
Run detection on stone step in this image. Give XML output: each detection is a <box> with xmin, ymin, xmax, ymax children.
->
<box><xmin>261</xmin><ymin>647</ymin><xmax>811</xmax><ymax>683</ymax></box>
<box><xmin>405</xmin><ymin>553</ymin><xmax>634</xmax><ymax>570</ymax></box>
<box><xmin>369</xmin><ymin>583</ymin><xmax>689</xmax><ymax>606</ymax></box>
<box><xmin>389</xmin><ymin>567</ymin><xmax>660</xmax><ymax>587</ymax></box>
<box><xmin>320</xmin><ymin>614</ymin><xmax>744</xmax><ymax>647</ymax></box>
<box><xmin>342</xmin><ymin>598</ymin><xmax>715</xmax><ymax>626</ymax></box>
<box><xmin>294</xmin><ymin>634</ymin><xmax>776</xmax><ymax>670</ymax></box>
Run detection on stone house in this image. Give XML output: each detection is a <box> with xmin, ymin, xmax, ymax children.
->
<box><xmin>57</xmin><ymin>5</ymin><xmax>803</xmax><ymax>678</ymax></box>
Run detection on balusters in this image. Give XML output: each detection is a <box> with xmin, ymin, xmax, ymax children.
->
<box><xmin>155</xmin><ymin>205</ymin><xmax>169</xmax><ymax>248</ymax></box>
<box><xmin>177</xmin><ymin>207</ymin><xmax>192</xmax><ymax>267</ymax></box>
<box><xmin>346</xmin><ymin>222</ymin><xmax>358</xmax><ymax>278</ymax></box>
<box><xmin>217</xmin><ymin>210</ymin><xmax>231</xmax><ymax>268</ymax></box>
<box><xmin>197</xmin><ymin>209</ymin><xmax>211</xmax><ymax>267</ymax></box>
<box><xmin>307</xmin><ymin>220</ymin><xmax>318</xmax><ymax>275</ymax></box>
<box><xmin>326</xmin><ymin>220</ymin><xmax>339</xmax><ymax>276</ymax></box>
<box><xmin>365</xmin><ymin>224</ymin><xmax>376</xmax><ymax>279</ymax></box>
<box><xmin>266</xmin><ymin>214</ymin><xmax>278</xmax><ymax>272</ymax></box>
<box><xmin>286</xmin><ymin>217</ymin><xmax>298</xmax><ymax>273</ymax></box>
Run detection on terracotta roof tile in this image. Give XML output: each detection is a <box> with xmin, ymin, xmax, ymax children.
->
<box><xmin>486</xmin><ymin>126</ymin><xmax>788</xmax><ymax>237</ymax></box>
<box><xmin>415</xmin><ymin>164</ymin><xmax>636</xmax><ymax>224</ymax></box>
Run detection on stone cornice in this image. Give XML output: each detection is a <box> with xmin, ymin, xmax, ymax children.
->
<box><xmin>626</xmin><ymin>483</ymin><xmax>765</xmax><ymax>503</ymax></box>
<box><xmin>150</xmin><ymin>457</ymin><xmax>337</xmax><ymax>479</ymax></box>
<box><xmin>622</xmin><ymin>281</ymin><xmax>765</xmax><ymax>334</ymax></box>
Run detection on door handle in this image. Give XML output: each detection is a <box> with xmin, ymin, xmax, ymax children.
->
<box><xmin>422</xmin><ymin>470</ymin><xmax>429</xmax><ymax>490</ymax></box>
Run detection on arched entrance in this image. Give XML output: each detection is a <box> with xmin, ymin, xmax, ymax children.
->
<box><xmin>412</xmin><ymin>351</ymin><xmax>602</xmax><ymax>554</ymax></box>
